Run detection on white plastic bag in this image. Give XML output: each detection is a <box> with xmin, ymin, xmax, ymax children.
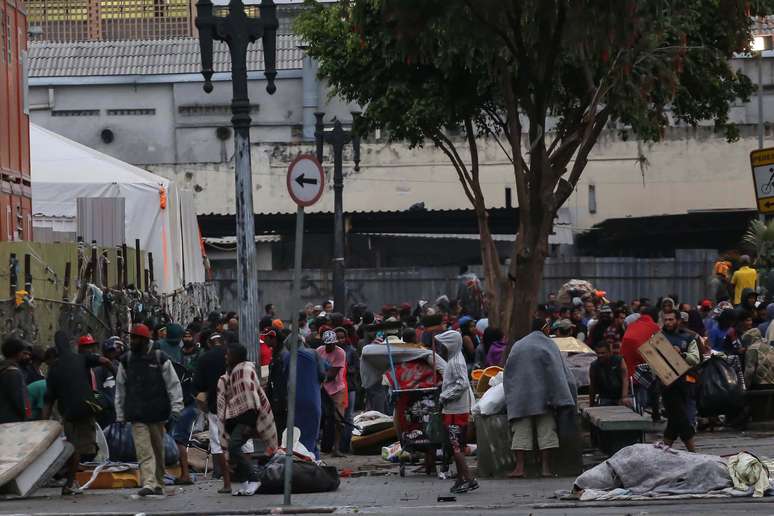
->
<box><xmin>474</xmin><ymin>383</ymin><xmax>505</xmax><ymax>415</ymax></box>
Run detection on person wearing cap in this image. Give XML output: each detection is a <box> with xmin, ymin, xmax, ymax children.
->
<box><xmin>661</xmin><ymin>311</ymin><xmax>700</xmax><ymax>451</ymax></box>
<box><xmin>156</xmin><ymin>323</ymin><xmax>184</xmax><ymax>363</ymax></box>
<box><xmin>115</xmin><ymin>324</ymin><xmax>183</xmax><ymax>498</ymax></box>
<box><xmin>316</xmin><ymin>329</ymin><xmax>347</xmax><ymax>457</ymax></box>
<box><xmin>44</xmin><ymin>331</ymin><xmax>112</xmax><ymax>495</ymax></box>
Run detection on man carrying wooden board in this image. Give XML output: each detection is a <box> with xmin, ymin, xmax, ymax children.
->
<box><xmin>639</xmin><ymin>313</ymin><xmax>701</xmax><ymax>451</ymax></box>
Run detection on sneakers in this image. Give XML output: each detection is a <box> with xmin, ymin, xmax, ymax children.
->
<box><xmin>231</xmin><ymin>482</ymin><xmax>247</xmax><ymax>496</ymax></box>
<box><xmin>450</xmin><ymin>479</ymin><xmax>479</xmax><ymax>494</ymax></box>
<box><xmin>231</xmin><ymin>481</ymin><xmax>259</xmax><ymax>496</ymax></box>
<box><xmin>243</xmin><ymin>481</ymin><xmax>260</xmax><ymax>496</ymax></box>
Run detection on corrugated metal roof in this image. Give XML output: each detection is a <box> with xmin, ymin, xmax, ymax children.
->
<box><xmin>28</xmin><ymin>34</ymin><xmax>304</xmax><ymax>77</ymax></box>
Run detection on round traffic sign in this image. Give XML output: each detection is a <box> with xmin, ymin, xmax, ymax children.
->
<box><xmin>287</xmin><ymin>154</ymin><xmax>325</xmax><ymax>207</ymax></box>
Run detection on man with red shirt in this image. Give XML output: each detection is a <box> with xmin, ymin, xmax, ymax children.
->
<box><xmin>621</xmin><ymin>305</ymin><xmax>660</xmax><ymax>374</ymax></box>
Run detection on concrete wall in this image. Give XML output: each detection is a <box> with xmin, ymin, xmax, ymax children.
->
<box><xmin>28</xmin><ymin>55</ymin><xmax>768</xmax><ymax>234</ymax></box>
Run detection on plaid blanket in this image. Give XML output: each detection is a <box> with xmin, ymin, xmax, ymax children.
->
<box><xmin>217</xmin><ymin>361</ymin><xmax>278</xmax><ymax>451</ymax></box>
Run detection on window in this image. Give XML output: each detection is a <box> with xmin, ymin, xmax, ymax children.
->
<box><xmin>588</xmin><ymin>184</ymin><xmax>597</xmax><ymax>214</ymax></box>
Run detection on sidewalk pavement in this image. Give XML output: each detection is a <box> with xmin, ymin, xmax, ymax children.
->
<box><xmin>3</xmin><ymin>429</ymin><xmax>774</xmax><ymax>515</ymax></box>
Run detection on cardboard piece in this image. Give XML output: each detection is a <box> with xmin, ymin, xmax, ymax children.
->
<box><xmin>638</xmin><ymin>332</ymin><xmax>691</xmax><ymax>387</ymax></box>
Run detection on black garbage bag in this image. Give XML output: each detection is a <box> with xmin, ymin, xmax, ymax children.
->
<box><xmin>697</xmin><ymin>356</ymin><xmax>744</xmax><ymax>417</ymax></box>
<box><xmin>103</xmin><ymin>422</ymin><xmax>180</xmax><ymax>466</ymax></box>
<box><xmin>257</xmin><ymin>454</ymin><xmax>340</xmax><ymax>494</ymax></box>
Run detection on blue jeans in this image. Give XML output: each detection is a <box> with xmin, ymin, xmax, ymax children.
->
<box><xmin>340</xmin><ymin>390</ymin><xmax>356</xmax><ymax>453</ymax></box>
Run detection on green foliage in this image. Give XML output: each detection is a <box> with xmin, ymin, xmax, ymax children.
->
<box><xmin>743</xmin><ymin>218</ymin><xmax>774</xmax><ymax>268</ymax></box>
<box><xmin>296</xmin><ymin>0</ymin><xmax>767</xmax><ymax>147</ymax></box>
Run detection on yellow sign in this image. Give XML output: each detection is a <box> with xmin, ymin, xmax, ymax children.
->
<box><xmin>750</xmin><ymin>148</ymin><xmax>774</xmax><ymax>214</ymax></box>
<box><xmin>759</xmin><ymin>197</ymin><xmax>774</xmax><ymax>214</ymax></box>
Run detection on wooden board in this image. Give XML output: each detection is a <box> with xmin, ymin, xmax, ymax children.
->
<box><xmin>582</xmin><ymin>406</ymin><xmax>659</xmax><ymax>432</ymax></box>
<box><xmin>638</xmin><ymin>332</ymin><xmax>691</xmax><ymax>387</ymax></box>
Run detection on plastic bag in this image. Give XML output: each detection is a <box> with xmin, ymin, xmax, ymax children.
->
<box><xmin>381</xmin><ymin>442</ymin><xmax>402</xmax><ymax>462</ymax></box>
<box><xmin>257</xmin><ymin>454</ymin><xmax>340</xmax><ymax>494</ymax></box>
<box><xmin>697</xmin><ymin>356</ymin><xmax>744</xmax><ymax>417</ymax></box>
<box><xmin>103</xmin><ymin>422</ymin><xmax>180</xmax><ymax>466</ymax></box>
<box><xmin>473</xmin><ymin>383</ymin><xmax>505</xmax><ymax>415</ymax></box>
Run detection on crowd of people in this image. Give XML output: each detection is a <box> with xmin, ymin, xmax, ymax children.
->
<box><xmin>0</xmin><ymin>257</ymin><xmax>770</xmax><ymax>498</ymax></box>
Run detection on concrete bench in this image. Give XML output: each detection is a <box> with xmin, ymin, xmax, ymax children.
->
<box><xmin>582</xmin><ymin>406</ymin><xmax>659</xmax><ymax>455</ymax></box>
<box><xmin>745</xmin><ymin>388</ymin><xmax>774</xmax><ymax>422</ymax></box>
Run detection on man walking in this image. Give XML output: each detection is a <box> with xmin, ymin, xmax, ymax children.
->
<box><xmin>170</xmin><ymin>328</ymin><xmax>204</xmax><ymax>485</ymax></box>
<box><xmin>115</xmin><ymin>324</ymin><xmax>183</xmax><ymax>497</ymax></box>
<box><xmin>661</xmin><ymin>312</ymin><xmax>700</xmax><ymax>451</ymax></box>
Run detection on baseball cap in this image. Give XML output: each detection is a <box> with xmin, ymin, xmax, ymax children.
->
<box><xmin>128</xmin><ymin>323</ymin><xmax>151</xmax><ymax>339</ymax></box>
<box><xmin>78</xmin><ymin>334</ymin><xmax>96</xmax><ymax>347</ymax></box>
<box><xmin>700</xmin><ymin>299</ymin><xmax>713</xmax><ymax>309</ymax></box>
<box><xmin>272</xmin><ymin>319</ymin><xmax>284</xmax><ymax>330</ymax></box>
<box><xmin>552</xmin><ymin>319</ymin><xmax>574</xmax><ymax>331</ymax></box>
<box><xmin>599</xmin><ymin>305</ymin><xmax>613</xmax><ymax>314</ymax></box>
<box><xmin>322</xmin><ymin>330</ymin><xmax>337</xmax><ymax>345</ymax></box>
<box><xmin>102</xmin><ymin>336</ymin><xmax>123</xmax><ymax>354</ymax></box>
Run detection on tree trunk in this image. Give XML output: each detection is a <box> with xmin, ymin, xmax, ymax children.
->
<box><xmin>476</xmin><ymin>209</ymin><xmax>506</xmax><ymax>324</ymax></box>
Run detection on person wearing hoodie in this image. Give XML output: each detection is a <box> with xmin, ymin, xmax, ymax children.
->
<box><xmin>739</xmin><ymin>288</ymin><xmax>758</xmax><ymax>314</ymax></box>
<box><xmin>44</xmin><ymin>331</ymin><xmax>112</xmax><ymax>495</ymax></box>
<box><xmin>157</xmin><ymin>323</ymin><xmax>184</xmax><ymax>363</ymax></box>
<box><xmin>0</xmin><ymin>337</ymin><xmax>29</xmax><ymax>424</ymax></box>
<box><xmin>435</xmin><ymin>330</ymin><xmax>478</xmax><ymax>494</ymax></box>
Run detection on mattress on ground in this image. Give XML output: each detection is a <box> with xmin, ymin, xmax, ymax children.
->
<box><xmin>0</xmin><ymin>421</ymin><xmax>62</xmax><ymax>487</ymax></box>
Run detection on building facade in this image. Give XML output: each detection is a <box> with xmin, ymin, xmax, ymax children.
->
<box><xmin>1</xmin><ymin>0</ymin><xmax>31</xmax><ymax>241</ymax></box>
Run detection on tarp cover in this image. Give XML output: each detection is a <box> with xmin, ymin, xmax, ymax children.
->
<box><xmin>30</xmin><ymin>124</ymin><xmax>204</xmax><ymax>292</ymax></box>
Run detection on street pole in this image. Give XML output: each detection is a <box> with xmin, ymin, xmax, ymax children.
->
<box><xmin>760</xmin><ymin>50</ymin><xmax>767</xmax><ymax>223</ymax></box>
<box><xmin>283</xmin><ymin>205</ymin><xmax>304</xmax><ymax>506</ymax></box>
<box><xmin>314</xmin><ymin>112</ymin><xmax>361</xmax><ymax>314</ymax></box>
<box><xmin>196</xmin><ymin>0</ymin><xmax>278</xmax><ymax>366</ymax></box>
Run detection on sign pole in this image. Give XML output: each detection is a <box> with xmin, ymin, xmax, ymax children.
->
<box><xmin>283</xmin><ymin>204</ymin><xmax>304</xmax><ymax>506</ymax></box>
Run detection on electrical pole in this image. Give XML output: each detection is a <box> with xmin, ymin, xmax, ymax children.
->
<box><xmin>196</xmin><ymin>0</ymin><xmax>278</xmax><ymax>366</ymax></box>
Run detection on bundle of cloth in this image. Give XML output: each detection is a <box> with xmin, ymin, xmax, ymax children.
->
<box><xmin>573</xmin><ymin>444</ymin><xmax>774</xmax><ymax>500</ymax></box>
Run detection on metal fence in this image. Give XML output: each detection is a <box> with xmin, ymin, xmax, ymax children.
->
<box><xmin>211</xmin><ymin>250</ymin><xmax>718</xmax><ymax>315</ymax></box>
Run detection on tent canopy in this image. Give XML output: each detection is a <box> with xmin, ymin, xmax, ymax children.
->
<box><xmin>30</xmin><ymin>124</ymin><xmax>205</xmax><ymax>292</ymax></box>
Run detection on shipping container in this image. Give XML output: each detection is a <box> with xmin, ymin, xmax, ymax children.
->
<box><xmin>0</xmin><ymin>0</ymin><xmax>31</xmax><ymax>241</ymax></box>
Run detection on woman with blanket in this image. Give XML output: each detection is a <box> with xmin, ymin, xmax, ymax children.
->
<box><xmin>217</xmin><ymin>343</ymin><xmax>278</xmax><ymax>496</ymax></box>
<box><xmin>435</xmin><ymin>330</ymin><xmax>478</xmax><ymax>494</ymax></box>
<box><xmin>504</xmin><ymin>328</ymin><xmax>577</xmax><ymax>478</ymax></box>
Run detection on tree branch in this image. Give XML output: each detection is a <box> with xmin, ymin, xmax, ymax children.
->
<box><xmin>432</xmin><ymin>133</ymin><xmax>477</xmax><ymax>208</ymax></box>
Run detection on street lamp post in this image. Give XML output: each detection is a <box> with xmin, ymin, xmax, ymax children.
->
<box><xmin>314</xmin><ymin>112</ymin><xmax>360</xmax><ymax>314</ymax></box>
<box><xmin>196</xmin><ymin>0</ymin><xmax>278</xmax><ymax>365</ymax></box>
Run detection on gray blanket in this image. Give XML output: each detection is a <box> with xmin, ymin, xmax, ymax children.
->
<box><xmin>575</xmin><ymin>444</ymin><xmax>732</xmax><ymax>495</ymax></box>
<box><xmin>504</xmin><ymin>331</ymin><xmax>577</xmax><ymax>420</ymax></box>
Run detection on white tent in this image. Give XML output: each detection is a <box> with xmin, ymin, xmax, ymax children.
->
<box><xmin>30</xmin><ymin>124</ymin><xmax>205</xmax><ymax>292</ymax></box>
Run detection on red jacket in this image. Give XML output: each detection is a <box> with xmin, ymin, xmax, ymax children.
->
<box><xmin>621</xmin><ymin>315</ymin><xmax>659</xmax><ymax>374</ymax></box>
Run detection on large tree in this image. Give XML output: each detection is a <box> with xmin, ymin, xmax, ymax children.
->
<box><xmin>296</xmin><ymin>0</ymin><xmax>768</xmax><ymax>342</ymax></box>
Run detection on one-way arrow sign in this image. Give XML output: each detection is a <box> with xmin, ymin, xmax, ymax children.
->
<box><xmin>294</xmin><ymin>173</ymin><xmax>318</xmax><ymax>188</ymax></box>
<box><xmin>287</xmin><ymin>154</ymin><xmax>325</xmax><ymax>207</ymax></box>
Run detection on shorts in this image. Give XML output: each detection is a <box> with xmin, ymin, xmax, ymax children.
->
<box><xmin>329</xmin><ymin>390</ymin><xmax>347</xmax><ymax>417</ymax></box>
<box><xmin>64</xmin><ymin>418</ymin><xmax>97</xmax><ymax>456</ymax></box>
<box><xmin>207</xmin><ymin>412</ymin><xmax>254</xmax><ymax>455</ymax></box>
<box><xmin>510</xmin><ymin>413</ymin><xmax>558</xmax><ymax>451</ymax></box>
<box><xmin>171</xmin><ymin>404</ymin><xmax>199</xmax><ymax>445</ymax></box>
<box><xmin>442</xmin><ymin>413</ymin><xmax>469</xmax><ymax>454</ymax></box>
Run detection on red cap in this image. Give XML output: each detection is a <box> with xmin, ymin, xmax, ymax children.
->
<box><xmin>78</xmin><ymin>334</ymin><xmax>96</xmax><ymax>346</ymax></box>
<box><xmin>128</xmin><ymin>323</ymin><xmax>151</xmax><ymax>339</ymax></box>
<box><xmin>701</xmin><ymin>299</ymin><xmax>713</xmax><ymax>309</ymax></box>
